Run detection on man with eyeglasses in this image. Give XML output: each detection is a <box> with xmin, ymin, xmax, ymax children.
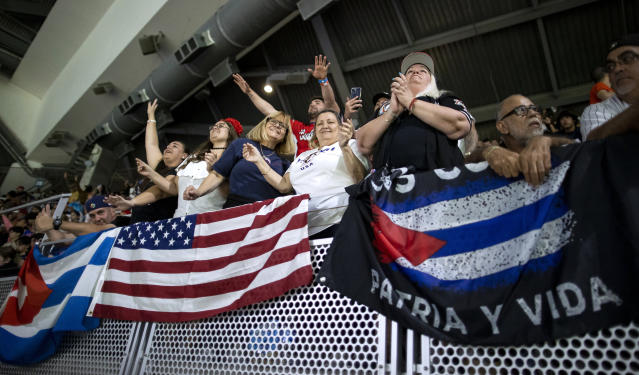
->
<box><xmin>581</xmin><ymin>34</ymin><xmax>639</xmax><ymax>140</ymax></box>
<box><xmin>467</xmin><ymin>95</ymin><xmax>574</xmax><ymax>186</ymax></box>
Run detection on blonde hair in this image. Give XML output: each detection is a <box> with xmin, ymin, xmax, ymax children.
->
<box><xmin>246</xmin><ymin>111</ymin><xmax>296</xmax><ymax>156</ymax></box>
<box><xmin>415</xmin><ymin>74</ymin><xmax>441</xmax><ymax>98</ymax></box>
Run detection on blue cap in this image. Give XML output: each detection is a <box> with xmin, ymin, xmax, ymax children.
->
<box><xmin>85</xmin><ymin>195</ymin><xmax>111</xmax><ymax>212</ymax></box>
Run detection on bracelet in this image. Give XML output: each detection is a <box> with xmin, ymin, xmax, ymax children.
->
<box><xmin>483</xmin><ymin>145</ymin><xmax>500</xmax><ymax>159</ymax></box>
<box><xmin>147</xmin><ymin>120</ymin><xmax>156</xmax><ymax>123</ymax></box>
<box><xmin>383</xmin><ymin>113</ymin><xmax>397</xmax><ymax>123</ymax></box>
<box><xmin>317</xmin><ymin>78</ymin><xmax>328</xmax><ymax>84</ymax></box>
<box><xmin>408</xmin><ymin>97</ymin><xmax>418</xmax><ymax>113</ymax></box>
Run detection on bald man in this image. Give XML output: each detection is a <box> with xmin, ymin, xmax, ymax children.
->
<box><xmin>467</xmin><ymin>94</ymin><xmax>574</xmax><ymax>185</ymax></box>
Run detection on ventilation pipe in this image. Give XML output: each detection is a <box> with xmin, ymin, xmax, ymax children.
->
<box><xmin>91</xmin><ymin>0</ymin><xmax>298</xmax><ymax>150</ymax></box>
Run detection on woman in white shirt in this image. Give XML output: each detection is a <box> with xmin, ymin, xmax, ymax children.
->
<box><xmin>136</xmin><ymin>117</ymin><xmax>243</xmax><ymax>217</ymax></box>
<box><xmin>243</xmin><ymin>109</ymin><xmax>368</xmax><ymax>237</ymax></box>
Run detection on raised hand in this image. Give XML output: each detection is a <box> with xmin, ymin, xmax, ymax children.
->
<box><xmin>339</xmin><ymin>119</ymin><xmax>355</xmax><ymax>148</ymax></box>
<box><xmin>136</xmin><ymin>158</ymin><xmax>153</xmax><ymax>177</ymax></box>
<box><xmin>344</xmin><ymin>96</ymin><xmax>363</xmax><ymax>120</ymax></box>
<box><xmin>104</xmin><ymin>195</ymin><xmax>133</xmax><ymax>210</ymax></box>
<box><xmin>307</xmin><ymin>55</ymin><xmax>330</xmax><ymax>80</ymax></box>
<box><xmin>35</xmin><ymin>204</ymin><xmax>54</xmax><ymax>232</ymax></box>
<box><xmin>242</xmin><ymin>143</ymin><xmax>263</xmax><ymax>164</ymax></box>
<box><xmin>391</xmin><ymin>73</ymin><xmax>413</xmax><ymax>108</ymax></box>
<box><xmin>147</xmin><ymin>98</ymin><xmax>158</xmax><ymax>120</ymax></box>
<box><xmin>183</xmin><ymin>185</ymin><xmax>199</xmax><ymax>200</ymax></box>
<box><xmin>232</xmin><ymin>73</ymin><xmax>252</xmax><ymax>95</ymax></box>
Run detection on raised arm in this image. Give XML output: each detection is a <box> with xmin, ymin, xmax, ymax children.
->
<box><xmin>105</xmin><ymin>185</ymin><xmax>171</xmax><ymax>211</ymax></box>
<box><xmin>339</xmin><ymin>119</ymin><xmax>367</xmax><ymax>182</ymax></box>
<box><xmin>242</xmin><ymin>143</ymin><xmax>293</xmax><ymax>193</ymax></box>
<box><xmin>393</xmin><ymin>74</ymin><xmax>470</xmax><ymax>140</ymax></box>
<box><xmin>356</xmin><ymin>92</ymin><xmax>403</xmax><ymax>155</ymax></box>
<box><xmin>145</xmin><ymin>99</ymin><xmax>163</xmax><ymax>169</ymax></box>
<box><xmin>136</xmin><ymin>158</ymin><xmax>178</xmax><ymax>195</ymax></box>
<box><xmin>308</xmin><ymin>55</ymin><xmax>340</xmax><ymax>113</ymax></box>
<box><xmin>232</xmin><ymin>73</ymin><xmax>277</xmax><ymax>117</ymax></box>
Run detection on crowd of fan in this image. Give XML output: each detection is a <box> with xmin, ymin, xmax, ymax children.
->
<box><xmin>1</xmin><ymin>33</ymin><xmax>637</xmax><ymax>276</ymax></box>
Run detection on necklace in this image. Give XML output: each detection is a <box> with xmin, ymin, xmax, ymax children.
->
<box><xmin>210</xmin><ymin>147</ymin><xmax>226</xmax><ymax>150</ymax></box>
<box><xmin>260</xmin><ymin>144</ymin><xmax>274</xmax><ymax>164</ymax></box>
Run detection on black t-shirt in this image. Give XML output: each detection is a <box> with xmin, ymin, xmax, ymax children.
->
<box><xmin>112</xmin><ymin>215</ymin><xmax>132</xmax><ymax>227</ymax></box>
<box><xmin>130</xmin><ymin>169</ymin><xmax>178</xmax><ymax>223</ymax></box>
<box><xmin>373</xmin><ymin>94</ymin><xmax>472</xmax><ymax>171</ymax></box>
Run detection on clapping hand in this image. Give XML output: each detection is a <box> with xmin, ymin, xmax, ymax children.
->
<box><xmin>204</xmin><ymin>151</ymin><xmax>218</xmax><ymax>169</ymax></box>
<box><xmin>391</xmin><ymin>73</ymin><xmax>413</xmax><ymax>108</ymax></box>
<box><xmin>338</xmin><ymin>119</ymin><xmax>354</xmax><ymax>148</ymax></box>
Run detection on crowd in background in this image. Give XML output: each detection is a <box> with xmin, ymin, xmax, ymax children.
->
<box><xmin>0</xmin><ymin>32</ymin><xmax>637</xmax><ymax>277</ymax></box>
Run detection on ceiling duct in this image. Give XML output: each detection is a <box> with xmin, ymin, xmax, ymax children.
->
<box><xmin>93</xmin><ymin>0</ymin><xmax>298</xmax><ymax>151</ymax></box>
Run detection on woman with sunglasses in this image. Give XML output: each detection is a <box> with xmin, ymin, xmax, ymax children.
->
<box><xmin>242</xmin><ymin>109</ymin><xmax>368</xmax><ymax>237</ymax></box>
<box><xmin>184</xmin><ymin>111</ymin><xmax>296</xmax><ymax>208</ymax></box>
<box><xmin>113</xmin><ymin>115</ymin><xmax>242</xmax><ymax>217</ymax></box>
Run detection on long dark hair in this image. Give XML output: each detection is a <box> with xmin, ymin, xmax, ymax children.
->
<box><xmin>179</xmin><ymin>120</ymin><xmax>239</xmax><ymax>169</ymax></box>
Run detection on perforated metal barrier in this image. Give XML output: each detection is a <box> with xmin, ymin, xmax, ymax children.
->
<box><xmin>1</xmin><ymin>241</ymin><xmax>638</xmax><ymax>375</ymax></box>
<box><xmin>138</xmin><ymin>239</ymin><xmax>381</xmax><ymax>375</ymax></box>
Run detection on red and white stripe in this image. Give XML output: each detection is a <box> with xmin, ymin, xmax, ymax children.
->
<box><xmin>89</xmin><ymin>195</ymin><xmax>312</xmax><ymax>322</ymax></box>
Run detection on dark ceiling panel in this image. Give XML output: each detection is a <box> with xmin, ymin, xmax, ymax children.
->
<box><xmin>543</xmin><ymin>1</ymin><xmax>631</xmax><ymax>88</ymax></box>
<box><xmin>323</xmin><ymin>0</ymin><xmax>407</xmax><ymax>61</ymax></box>
<box><xmin>263</xmin><ymin>16</ymin><xmax>321</xmax><ymax>67</ymax></box>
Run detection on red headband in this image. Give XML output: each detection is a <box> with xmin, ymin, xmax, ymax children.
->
<box><xmin>223</xmin><ymin>117</ymin><xmax>243</xmax><ymax>135</ymax></box>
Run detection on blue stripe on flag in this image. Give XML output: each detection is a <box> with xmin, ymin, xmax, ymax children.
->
<box><xmin>0</xmin><ymin>328</ymin><xmax>63</xmax><ymax>364</ymax></box>
<box><xmin>41</xmin><ymin>267</ymin><xmax>84</xmax><ymax>308</ymax></box>
<box><xmin>392</xmin><ymin>250</ymin><xmax>563</xmax><ymax>292</ymax></box>
<box><xmin>33</xmin><ymin>231</ymin><xmax>104</xmax><ymax>265</ymax></box>
<box><xmin>377</xmin><ymin>173</ymin><xmax>514</xmax><ymax>214</ymax></box>
<box><xmin>53</xmin><ymin>296</ymin><xmax>100</xmax><ymax>332</ymax></box>
<box><xmin>428</xmin><ymin>192</ymin><xmax>568</xmax><ymax>258</ymax></box>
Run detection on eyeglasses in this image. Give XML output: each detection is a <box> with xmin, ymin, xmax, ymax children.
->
<box><xmin>209</xmin><ymin>123</ymin><xmax>229</xmax><ymax>131</ymax></box>
<box><xmin>267</xmin><ymin>118</ymin><xmax>287</xmax><ymax>131</ymax></box>
<box><xmin>499</xmin><ymin>104</ymin><xmax>540</xmax><ymax>121</ymax></box>
<box><xmin>605</xmin><ymin>51</ymin><xmax>639</xmax><ymax>73</ymax></box>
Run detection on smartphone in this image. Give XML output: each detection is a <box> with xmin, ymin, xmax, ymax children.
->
<box><xmin>350</xmin><ymin>87</ymin><xmax>362</xmax><ymax>99</ymax></box>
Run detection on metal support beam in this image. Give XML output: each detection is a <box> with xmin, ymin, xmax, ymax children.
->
<box><xmin>342</xmin><ymin>0</ymin><xmax>597</xmax><ymax>72</ymax></box>
<box><xmin>532</xmin><ymin>0</ymin><xmax>559</xmax><ymax>94</ymax></box>
<box><xmin>241</xmin><ymin>64</ymin><xmax>310</xmax><ymax>78</ymax></box>
<box><xmin>310</xmin><ymin>14</ymin><xmax>350</xmax><ymax>103</ymax></box>
<box><xmin>0</xmin><ymin>10</ymin><xmax>36</xmax><ymax>43</ymax></box>
<box><xmin>469</xmin><ymin>83</ymin><xmax>591</xmax><ymax>123</ymax></box>
<box><xmin>161</xmin><ymin>123</ymin><xmax>211</xmax><ymax>137</ymax></box>
<box><xmin>390</xmin><ymin>0</ymin><xmax>414</xmax><ymax>45</ymax></box>
<box><xmin>261</xmin><ymin>45</ymin><xmax>293</xmax><ymax>115</ymax></box>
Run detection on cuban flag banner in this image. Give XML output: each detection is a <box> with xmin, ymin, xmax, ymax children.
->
<box><xmin>319</xmin><ymin>134</ymin><xmax>639</xmax><ymax>345</ymax></box>
<box><xmin>0</xmin><ymin>229</ymin><xmax>120</xmax><ymax>364</ymax></box>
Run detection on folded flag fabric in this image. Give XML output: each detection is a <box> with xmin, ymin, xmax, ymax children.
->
<box><xmin>319</xmin><ymin>134</ymin><xmax>639</xmax><ymax>345</ymax></box>
<box><xmin>0</xmin><ymin>229</ymin><xmax>120</xmax><ymax>364</ymax></box>
<box><xmin>89</xmin><ymin>194</ymin><xmax>312</xmax><ymax>322</ymax></box>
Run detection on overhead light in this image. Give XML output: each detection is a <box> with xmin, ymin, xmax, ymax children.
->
<box><xmin>264</xmin><ymin>84</ymin><xmax>273</xmax><ymax>93</ymax></box>
<box><xmin>92</xmin><ymin>82</ymin><xmax>114</xmax><ymax>95</ymax></box>
<box><xmin>138</xmin><ymin>32</ymin><xmax>164</xmax><ymax>55</ymax></box>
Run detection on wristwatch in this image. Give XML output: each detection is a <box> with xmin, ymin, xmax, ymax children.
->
<box><xmin>53</xmin><ymin>218</ymin><xmax>62</xmax><ymax>230</ymax></box>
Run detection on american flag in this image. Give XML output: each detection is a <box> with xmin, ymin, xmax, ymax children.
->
<box><xmin>89</xmin><ymin>194</ymin><xmax>312</xmax><ymax>322</ymax></box>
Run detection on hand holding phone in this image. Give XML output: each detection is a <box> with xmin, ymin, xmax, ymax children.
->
<box><xmin>350</xmin><ymin>87</ymin><xmax>362</xmax><ymax>99</ymax></box>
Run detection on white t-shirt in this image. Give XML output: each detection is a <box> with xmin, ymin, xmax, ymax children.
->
<box><xmin>288</xmin><ymin>139</ymin><xmax>369</xmax><ymax>235</ymax></box>
<box><xmin>174</xmin><ymin>159</ymin><xmax>226</xmax><ymax>217</ymax></box>
<box><xmin>580</xmin><ymin>94</ymin><xmax>629</xmax><ymax>140</ymax></box>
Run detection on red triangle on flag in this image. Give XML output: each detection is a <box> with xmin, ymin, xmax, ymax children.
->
<box><xmin>371</xmin><ymin>204</ymin><xmax>446</xmax><ymax>266</ymax></box>
<box><xmin>0</xmin><ymin>251</ymin><xmax>52</xmax><ymax>326</ymax></box>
